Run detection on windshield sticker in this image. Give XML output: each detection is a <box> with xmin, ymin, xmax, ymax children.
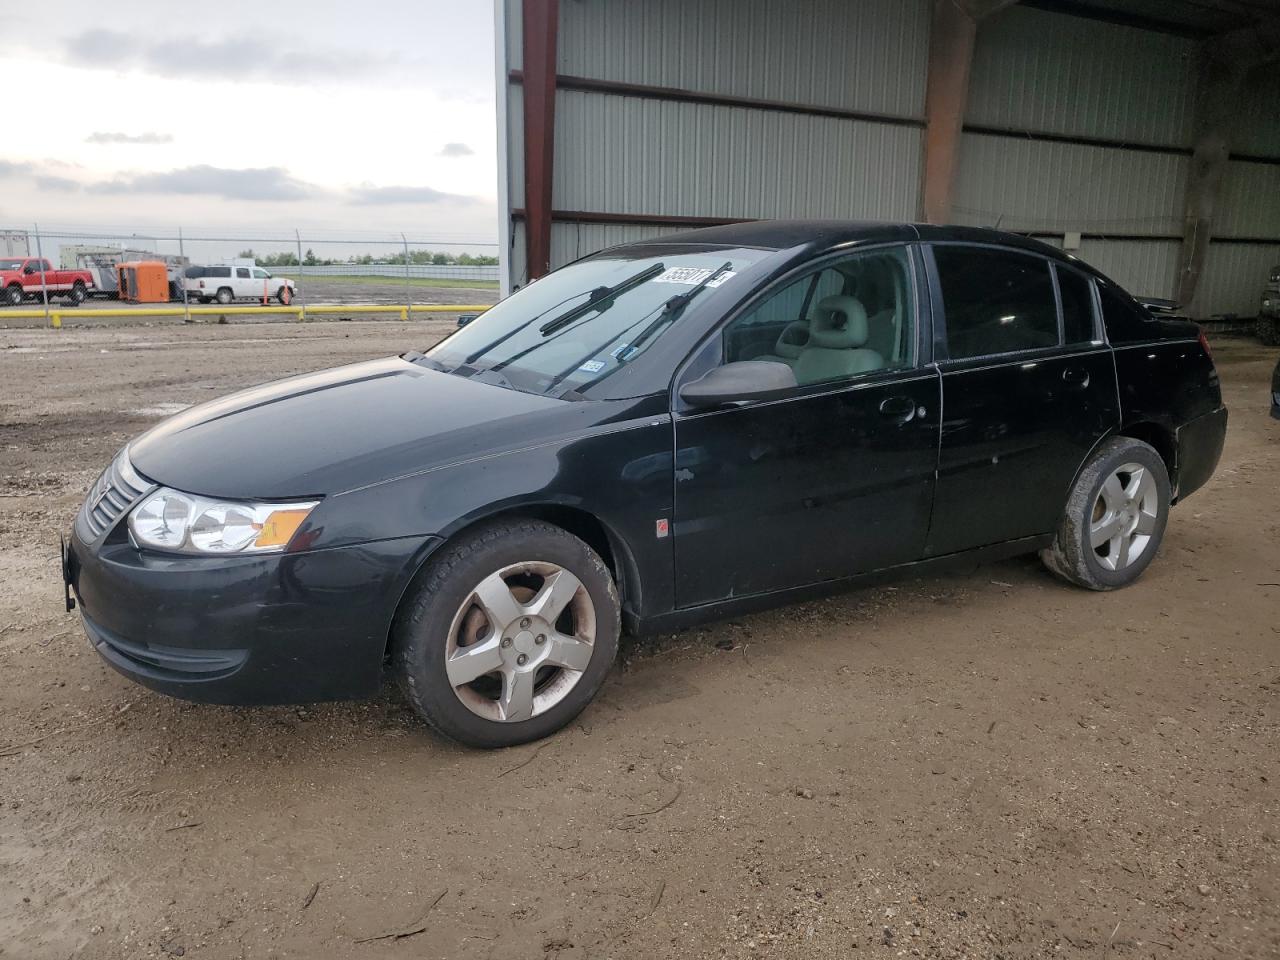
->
<box><xmin>611</xmin><ymin>344</ymin><xmax>638</xmax><ymax>362</ymax></box>
<box><xmin>578</xmin><ymin>359</ymin><xmax>607</xmax><ymax>373</ymax></box>
<box><xmin>654</xmin><ymin>267</ymin><xmax>737</xmax><ymax>287</ymax></box>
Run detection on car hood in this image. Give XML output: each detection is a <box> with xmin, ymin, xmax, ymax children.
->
<box><xmin>128</xmin><ymin>356</ymin><xmax>586</xmax><ymax>499</ymax></box>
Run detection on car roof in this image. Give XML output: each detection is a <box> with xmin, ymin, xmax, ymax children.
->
<box><xmin>624</xmin><ymin>219</ymin><xmax>1084</xmax><ymax>268</ymax></box>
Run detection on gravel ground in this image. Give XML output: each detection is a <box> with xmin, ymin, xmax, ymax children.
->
<box><xmin>0</xmin><ymin>323</ymin><xmax>1277</xmax><ymax>960</ymax></box>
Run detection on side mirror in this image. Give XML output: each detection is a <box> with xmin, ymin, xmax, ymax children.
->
<box><xmin>679</xmin><ymin>360</ymin><xmax>798</xmax><ymax>408</ymax></box>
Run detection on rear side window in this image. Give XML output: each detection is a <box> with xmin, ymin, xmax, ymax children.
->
<box><xmin>934</xmin><ymin>246</ymin><xmax>1058</xmax><ymax>359</ymax></box>
<box><xmin>236</xmin><ymin>267</ymin><xmax>251</xmax><ymax>279</ymax></box>
<box><xmin>1097</xmin><ymin>282</ymin><xmax>1154</xmax><ymax>344</ymax></box>
<box><xmin>1056</xmin><ymin>265</ymin><xmax>1097</xmax><ymax>344</ymax></box>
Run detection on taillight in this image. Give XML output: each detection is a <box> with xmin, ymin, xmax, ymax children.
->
<box><xmin>198</xmin><ymin>280</ymin><xmax>205</xmax><ymax>289</ymax></box>
<box><xmin>1198</xmin><ymin>328</ymin><xmax>1213</xmax><ymax>361</ymax></box>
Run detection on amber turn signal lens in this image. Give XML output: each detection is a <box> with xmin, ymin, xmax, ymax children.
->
<box><xmin>254</xmin><ymin>508</ymin><xmax>314</xmax><ymax>549</ymax></box>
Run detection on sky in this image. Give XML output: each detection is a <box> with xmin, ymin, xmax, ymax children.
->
<box><xmin>3</xmin><ymin>0</ymin><xmax>499</xmax><ymax>257</ymax></box>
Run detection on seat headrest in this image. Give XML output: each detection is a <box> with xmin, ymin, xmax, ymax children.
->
<box><xmin>809</xmin><ymin>295</ymin><xmax>868</xmax><ymax>348</ymax></box>
<box><xmin>773</xmin><ymin>320</ymin><xmax>810</xmax><ymax>360</ymax></box>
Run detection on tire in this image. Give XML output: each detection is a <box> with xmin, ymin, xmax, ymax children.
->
<box><xmin>1258</xmin><ymin>315</ymin><xmax>1280</xmax><ymax>347</ymax></box>
<box><xmin>3</xmin><ymin>284</ymin><xmax>22</xmax><ymax>306</ymax></box>
<box><xmin>66</xmin><ymin>282</ymin><xmax>86</xmax><ymax>305</ymax></box>
<box><xmin>1042</xmin><ymin>437</ymin><xmax>1171</xmax><ymax>591</ymax></box>
<box><xmin>215</xmin><ymin>287</ymin><xmax>233</xmax><ymax>305</ymax></box>
<box><xmin>276</xmin><ymin>285</ymin><xmax>292</xmax><ymax>305</ymax></box>
<box><xmin>393</xmin><ymin>519</ymin><xmax>620</xmax><ymax>748</ymax></box>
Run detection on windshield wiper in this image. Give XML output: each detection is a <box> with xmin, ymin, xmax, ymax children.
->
<box><xmin>537</xmin><ymin>263</ymin><xmax>666</xmax><ymax>336</ymax></box>
<box><xmin>548</xmin><ymin>261</ymin><xmax>733</xmax><ymax>394</ymax></box>
<box><xmin>459</xmin><ymin>263</ymin><xmax>665</xmax><ymax>369</ymax></box>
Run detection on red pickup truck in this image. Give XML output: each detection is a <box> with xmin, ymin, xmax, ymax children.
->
<box><xmin>1</xmin><ymin>257</ymin><xmax>94</xmax><ymax>306</ymax></box>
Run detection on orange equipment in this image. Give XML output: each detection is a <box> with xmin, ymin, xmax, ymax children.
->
<box><xmin>116</xmin><ymin>261</ymin><xmax>170</xmax><ymax>303</ymax></box>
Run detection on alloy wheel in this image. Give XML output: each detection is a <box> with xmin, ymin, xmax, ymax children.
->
<box><xmin>1090</xmin><ymin>462</ymin><xmax>1159</xmax><ymax>571</ymax></box>
<box><xmin>444</xmin><ymin>561</ymin><xmax>597</xmax><ymax>722</ymax></box>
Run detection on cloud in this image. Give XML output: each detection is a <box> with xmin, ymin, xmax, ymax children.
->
<box><xmin>35</xmin><ymin>175</ymin><xmax>81</xmax><ymax>192</ymax></box>
<box><xmin>438</xmin><ymin>142</ymin><xmax>474</xmax><ymax>157</ymax></box>
<box><xmin>0</xmin><ymin>160</ymin><xmax>33</xmax><ymax>177</ymax></box>
<box><xmin>91</xmin><ymin>165</ymin><xmax>315</xmax><ymax>202</ymax></box>
<box><xmin>85</xmin><ymin>131</ymin><xmax>174</xmax><ymax>145</ymax></box>
<box><xmin>348</xmin><ymin>184</ymin><xmax>472</xmax><ymax>205</ymax></box>
<box><xmin>64</xmin><ymin>28</ymin><xmax>387</xmax><ymax>84</ymax></box>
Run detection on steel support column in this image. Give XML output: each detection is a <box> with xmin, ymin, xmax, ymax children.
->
<box><xmin>522</xmin><ymin>0</ymin><xmax>559</xmax><ymax>282</ymax></box>
<box><xmin>1177</xmin><ymin>21</ymin><xmax>1280</xmax><ymax>307</ymax></box>
<box><xmin>921</xmin><ymin>0</ymin><xmax>1019</xmax><ymax>225</ymax></box>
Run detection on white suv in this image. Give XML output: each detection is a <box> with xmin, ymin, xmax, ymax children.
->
<box><xmin>185</xmin><ymin>265</ymin><xmax>298</xmax><ymax>304</ymax></box>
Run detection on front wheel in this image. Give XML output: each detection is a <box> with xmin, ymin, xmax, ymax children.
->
<box><xmin>3</xmin><ymin>285</ymin><xmax>22</xmax><ymax>306</ymax></box>
<box><xmin>1042</xmin><ymin>437</ymin><xmax>1171</xmax><ymax>590</ymax></box>
<box><xmin>393</xmin><ymin>519</ymin><xmax>620</xmax><ymax>748</ymax></box>
<box><xmin>277</xmin><ymin>285</ymin><xmax>292</xmax><ymax>305</ymax></box>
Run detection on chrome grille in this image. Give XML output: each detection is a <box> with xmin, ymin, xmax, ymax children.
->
<box><xmin>78</xmin><ymin>451</ymin><xmax>150</xmax><ymax>540</ymax></box>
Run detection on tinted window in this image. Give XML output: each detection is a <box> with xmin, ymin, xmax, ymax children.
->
<box><xmin>934</xmin><ymin>247</ymin><xmax>1058</xmax><ymax>359</ymax></box>
<box><xmin>723</xmin><ymin>245</ymin><xmax>915</xmax><ymax>385</ymax></box>
<box><xmin>208</xmin><ymin>266</ymin><xmax>231</xmax><ymax>278</ymax></box>
<box><xmin>236</xmin><ymin>267</ymin><xmax>251</xmax><ymax>279</ymax></box>
<box><xmin>1056</xmin><ymin>265</ymin><xmax>1097</xmax><ymax>344</ymax></box>
<box><xmin>184</xmin><ymin>266</ymin><xmax>205</xmax><ymax>278</ymax></box>
<box><xmin>1097</xmin><ymin>282</ymin><xmax>1153</xmax><ymax>344</ymax></box>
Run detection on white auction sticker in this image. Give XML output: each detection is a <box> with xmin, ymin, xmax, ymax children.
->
<box><xmin>653</xmin><ymin>267</ymin><xmax>736</xmax><ymax>287</ymax></box>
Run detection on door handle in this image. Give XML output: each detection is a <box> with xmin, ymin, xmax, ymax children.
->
<box><xmin>878</xmin><ymin>395</ymin><xmax>917</xmax><ymax>422</ymax></box>
<box><xmin>1062</xmin><ymin>367</ymin><xmax>1090</xmax><ymax>387</ymax></box>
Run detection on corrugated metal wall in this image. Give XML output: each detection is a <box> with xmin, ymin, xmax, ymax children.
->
<box><xmin>557</xmin><ymin>0</ymin><xmax>930</xmax><ymax>119</ymax></box>
<box><xmin>500</xmin><ymin>0</ymin><xmax>1280</xmax><ymax>315</ymax></box>
<box><xmin>966</xmin><ymin>7</ymin><xmax>1199</xmax><ymax>146</ymax></box>
<box><xmin>553</xmin><ymin>91</ymin><xmax>922</xmax><ymax>220</ymax></box>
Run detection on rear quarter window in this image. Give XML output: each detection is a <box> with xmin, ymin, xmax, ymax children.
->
<box><xmin>1097</xmin><ymin>283</ymin><xmax>1155</xmax><ymax>344</ymax></box>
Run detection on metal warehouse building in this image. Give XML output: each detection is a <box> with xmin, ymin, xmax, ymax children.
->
<box><xmin>495</xmin><ymin>0</ymin><xmax>1280</xmax><ymax>318</ymax></box>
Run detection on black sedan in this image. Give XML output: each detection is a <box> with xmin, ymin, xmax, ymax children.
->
<box><xmin>65</xmin><ymin>222</ymin><xmax>1228</xmax><ymax>748</ymax></box>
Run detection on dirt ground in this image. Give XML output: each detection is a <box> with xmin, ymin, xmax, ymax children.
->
<box><xmin>0</xmin><ymin>319</ymin><xmax>1277</xmax><ymax>960</ymax></box>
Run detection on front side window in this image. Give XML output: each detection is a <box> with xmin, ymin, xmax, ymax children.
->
<box><xmin>721</xmin><ymin>246</ymin><xmax>915</xmax><ymax>386</ymax></box>
<box><xmin>252</xmin><ymin>268</ymin><xmax>269</xmax><ymax>279</ymax></box>
<box><xmin>934</xmin><ymin>246</ymin><xmax>1058</xmax><ymax>360</ymax></box>
<box><xmin>425</xmin><ymin>246</ymin><xmax>770</xmax><ymax>397</ymax></box>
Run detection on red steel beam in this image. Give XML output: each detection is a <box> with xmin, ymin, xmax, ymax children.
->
<box><xmin>522</xmin><ymin>0</ymin><xmax>559</xmax><ymax>281</ymax></box>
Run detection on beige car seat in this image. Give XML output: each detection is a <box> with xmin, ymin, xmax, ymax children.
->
<box><xmin>758</xmin><ymin>320</ymin><xmax>810</xmax><ymax>364</ymax></box>
<box><xmin>793</xmin><ymin>295</ymin><xmax>885</xmax><ymax>385</ymax></box>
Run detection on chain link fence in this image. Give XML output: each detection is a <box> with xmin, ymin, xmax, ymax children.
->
<box><xmin>0</xmin><ymin>224</ymin><xmax>501</xmax><ymax>324</ymax></box>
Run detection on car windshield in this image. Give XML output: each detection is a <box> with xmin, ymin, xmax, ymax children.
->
<box><xmin>0</xmin><ymin>259</ymin><xmax>24</xmax><ymax>270</ymax></box>
<box><xmin>424</xmin><ymin>247</ymin><xmax>768</xmax><ymax>397</ymax></box>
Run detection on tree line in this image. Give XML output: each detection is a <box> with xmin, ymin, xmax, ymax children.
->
<box><xmin>238</xmin><ymin>249</ymin><xmax>499</xmax><ymax>267</ymax></box>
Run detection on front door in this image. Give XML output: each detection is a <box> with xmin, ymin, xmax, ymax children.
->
<box><xmin>923</xmin><ymin>245</ymin><xmax>1120</xmax><ymax>556</ymax></box>
<box><xmin>672</xmin><ymin>244</ymin><xmax>941</xmax><ymax>608</ymax></box>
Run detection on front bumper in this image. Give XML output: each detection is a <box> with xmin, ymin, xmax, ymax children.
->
<box><xmin>67</xmin><ymin>529</ymin><xmax>440</xmax><ymax>705</ymax></box>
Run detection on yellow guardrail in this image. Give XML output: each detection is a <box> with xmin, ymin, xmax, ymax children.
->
<box><xmin>0</xmin><ymin>303</ymin><xmax>492</xmax><ymax>328</ymax></box>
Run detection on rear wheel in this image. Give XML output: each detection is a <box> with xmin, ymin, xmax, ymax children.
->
<box><xmin>393</xmin><ymin>519</ymin><xmax>620</xmax><ymax>748</ymax></box>
<box><xmin>1258</xmin><ymin>315</ymin><xmax>1280</xmax><ymax>347</ymax></box>
<box><xmin>66</xmin><ymin>281</ymin><xmax>86</xmax><ymax>305</ymax></box>
<box><xmin>215</xmin><ymin>287</ymin><xmax>233</xmax><ymax>305</ymax></box>
<box><xmin>1042</xmin><ymin>437</ymin><xmax>1170</xmax><ymax>590</ymax></box>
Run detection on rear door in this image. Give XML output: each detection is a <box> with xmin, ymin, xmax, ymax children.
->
<box><xmin>672</xmin><ymin>244</ymin><xmax>941</xmax><ymax>606</ymax></box>
<box><xmin>233</xmin><ymin>266</ymin><xmax>254</xmax><ymax>298</ymax></box>
<box><xmin>923</xmin><ymin>245</ymin><xmax>1119</xmax><ymax>556</ymax></box>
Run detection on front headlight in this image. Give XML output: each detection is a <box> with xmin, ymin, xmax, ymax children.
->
<box><xmin>129</xmin><ymin>488</ymin><xmax>318</xmax><ymax>555</ymax></box>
